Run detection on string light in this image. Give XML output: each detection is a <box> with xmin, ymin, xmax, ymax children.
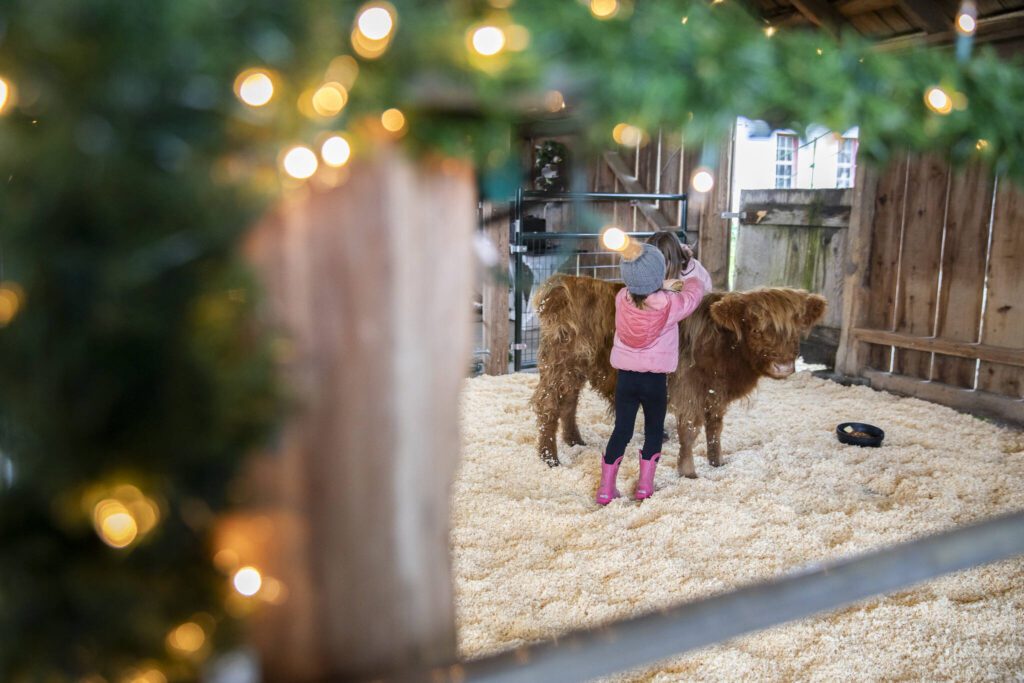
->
<box><xmin>0</xmin><ymin>77</ymin><xmax>12</xmax><ymax>115</ymax></box>
<box><xmin>282</xmin><ymin>145</ymin><xmax>319</xmax><ymax>179</ymax></box>
<box><xmin>0</xmin><ymin>282</ymin><xmax>24</xmax><ymax>326</ymax></box>
<box><xmin>612</xmin><ymin>122</ymin><xmax>644</xmax><ymax>147</ymax></box>
<box><xmin>601</xmin><ymin>227</ymin><xmax>628</xmax><ymax>251</ymax></box>
<box><xmin>590</xmin><ymin>0</ymin><xmax>618</xmax><ymax>20</ymax></box>
<box><xmin>90</xmin><ymin>485</ymin><xmax>161</xmax><ymax>549</ymax></box>
<box><xmin>325</xmin><ymin>55</ymin><xmax>360</xmax><ymax>89</ymax></box>
<box><xmin>681</xmin><ymin>16</ymin><xmax>688</xmax><ymax>25</ymax></box>
<box><xmin>356</xmin><ymin>5</ymin><xmax>394</xmax><ymax>40</ymax></box>
<box><xmin>976</xmin><ymin>138</ymin><xmax>989</xmax><ymax>150</ymax></box>
<box><xmin>234</xmin><ymin>69</ymin><xmax>275</xmax><ymax>107</ymax></box>
<box><xmin>765</xmin><ymin>25</ymin><xmax>776</xmax><ymax>37</ymax></box>
<box><xmin>691</xmin><ymin>168</ymin><xmax>715</xmax><ymax>193</ymax></box>
<box><xmin>233</xmin><ymin>566</ymin><xmax>263</xmax><ymax>596</ymax></box>
<box><xmin>816</xmin><ymin>47</ymin><xmax>824</xmax><ymax>55</ymax></box>
<box><xmin>957</xmin><ymin>1</ymin><xmax>977</xmax><ymax>34</ymax></box>
<box><xmin>470</xmin><ymin>26</ymin><xmax>506</xmax><ymax>57</ymax></box>
<box><xmin>506</xmin><ymin>24</ymin><xmax>531</xmax><ymax>51</ymax></box>
<box><xmin>166</xmin><ymin>622</ymin><xmax>206</xmax><ymax>654</ymax></box>
<box><xmin>321</xmin><ymin>134</ymin><xmax>352</xmax><ymax>167</ymax></box>
<box><xmin>381</xmin><ymin>107</ymin><xmax>406</xmax><ymax>133</ymax></box>
<box><xmin>311</xmin><ymin>82</ymin><xmax>348</xmax><ymax>117</ymax></box>
<box><xmin>924</xmin><ymin>86</ymin><xmax>953</xmax><ymax>115</ymax></box>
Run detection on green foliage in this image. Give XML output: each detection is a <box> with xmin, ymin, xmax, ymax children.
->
<box><xmin>1</xmin><ymin>0</ymin><xmax>1023</xmax><ymax>679</ymax></box>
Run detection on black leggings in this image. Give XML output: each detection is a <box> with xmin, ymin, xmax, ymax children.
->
<box><xmin>604</xmin><ymin>370</ymin><xmax>667</xmax><ymax>464</ymax></box>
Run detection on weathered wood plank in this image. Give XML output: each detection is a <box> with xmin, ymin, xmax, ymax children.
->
<box><xmin>835</xmin><ymin>164</ymin><xmax>880</xmax><ymax>377</ymax></box>
<box><xmin>864</xmin><ymin>153</ymin><xmax>910</xmax><ymax>371</ymax></box>
<box><xmin>864</xmin><ymin>369</ymin><xmax>1024</xmax><ymax>424</ymax></box>
<box><xmin>978</xmin><ymin>179</ymin><xmax>1024</xmax><ymax>398</ymax></box>
<box><xmin>601</xmin><ymin>151</ymin><xmax>671</xmax><ymax>229</ymax></box>
<box><xmin>243</xmin><ymin>147</ymin><xmax>472</xmax><ymax>680</ymax></box>
<box><xmin>932</xmin><ymin>163</ymin><xmax>994</xmax><ymax>389</ymax></box>
<box><xmin>482</xmin><ymin>201</ymin><xmax>510</xmax><ymax>376</ymax></box>
<box><xmin>892</xmin><ymin>155</ymin><xmax>949</xmax><ymax>380</ymax></box>
<box><xmin>854</xmin><ymin>328</ymin><xmax>1024</xmax><ymax>367</ymax></box>
<box><xmin>740</xmin><ymin>202</ymin><xmax>851</xmax><ymax>228</ymax></box>
<box><xmin>697</xmin><ymin>132</ymin><xmax>735</xmax><ymax>290</ymax></box>
<box><xmin>791</xmin><ymin>0</ymin><xmax>847</xmax><ymax>34</ymax></box>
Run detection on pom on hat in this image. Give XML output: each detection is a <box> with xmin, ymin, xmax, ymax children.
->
<box><xmin>620</xmin><ymin>243</ymin><xmax>666</xmax><ymax>296</ymax></box>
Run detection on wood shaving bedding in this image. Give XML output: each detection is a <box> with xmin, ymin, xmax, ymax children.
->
<box><xmin>453</xmin><ymin>371</ymin><xmax>1024</xmax><ymax>681</ymax></box>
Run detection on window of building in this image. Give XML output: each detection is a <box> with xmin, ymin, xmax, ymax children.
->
<box><xmin>836</xmin><ymin>137</ymin><xmax>857</xmax><ymax>188</ymax></box>
<box><xmin>775</xmin><ymin>134</ymin><xmax>797</xmax><ymax>188</ymax></box>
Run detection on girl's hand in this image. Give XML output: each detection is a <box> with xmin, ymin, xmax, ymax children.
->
<box><xmin>665</xmin><ymin>279</ymin><xmax>685</xmax><ymax>292</ymax></box>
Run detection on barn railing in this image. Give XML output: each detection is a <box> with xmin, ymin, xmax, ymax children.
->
<box><xmin>396</xmin><ymin>511</ymin><xmax>1024</xmax><ymax>683</ymax></box>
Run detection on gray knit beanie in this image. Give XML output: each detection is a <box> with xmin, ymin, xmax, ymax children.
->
<box><xmin>620</xmin><ymin>243</ymin><xmax>666</xmax><ymax>296</ymax></box>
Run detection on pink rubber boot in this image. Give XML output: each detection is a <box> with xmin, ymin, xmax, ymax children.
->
<box><xmin>635</xmin><ymin>451</ymin><xmax>661</xmax><ymax>500</ymax></box>
<box><xmin>596</xmin><ymin>455</ymin><xmax>623</xmax><ymax>505</ymax></box>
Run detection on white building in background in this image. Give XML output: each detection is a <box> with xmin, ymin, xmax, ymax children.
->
<box><xmin>732</xmin><ymin>117</ymin><xmax>859</xmax><ymax>193</ymax></box>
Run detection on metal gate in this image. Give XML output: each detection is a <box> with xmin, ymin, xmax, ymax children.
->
<box><xmin>512</xmin><ymin>189</ymin><xmax>688</xmax><ymax>371</ymax></box>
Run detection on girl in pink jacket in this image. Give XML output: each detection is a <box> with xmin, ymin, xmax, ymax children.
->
<box><xmin>596</xmin><ymin>242</ymin><xmax>710</xmax><ymax>505</ymax></box>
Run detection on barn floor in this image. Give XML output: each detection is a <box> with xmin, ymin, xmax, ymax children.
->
<box><xmin>453</xmin><ymin>371</ymin><xmax>1024</xmax><ymax>681</ymax></box>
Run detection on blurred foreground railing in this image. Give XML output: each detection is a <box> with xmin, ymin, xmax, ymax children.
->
<box><xmin>408</xmin><ymin>511</ymin><xmax>1024</xmax><ymax>683</ymax></box>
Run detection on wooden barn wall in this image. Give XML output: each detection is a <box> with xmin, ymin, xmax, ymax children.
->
<box><xmin>845</xmin><ymin>153</ymin><xmax>1024</xmax><ymax>422</ymax></box>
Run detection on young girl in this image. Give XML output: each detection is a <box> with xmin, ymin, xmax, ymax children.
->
<box><xmin>596</xmin><ymin>241</ymin><xmax>710</xmax><ymax>504</ymax></box>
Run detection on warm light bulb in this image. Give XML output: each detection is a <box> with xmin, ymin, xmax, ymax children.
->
<box><xmin>235</xmin><ymin>70</ymin><xmax>274</xmax><ymax>107</ymax></box>
<box><xmin>590</xmin><ymin>0</ymin><xmax>618</xmax><ymax>19</ymax></box>
<box><xmin>0</xmin><ymin>77</ymin><xmax>11</xmax><ymax>114</ymax></box>
<box><xmin>167</xmin><ymin>622</ymin><xmax>206</xmax><ymax>654</ymax></box>
<box><xmin>612</xmin><ymin>123</ymin><xmax>644</xmax><ymax>147</ymax></box>
<box><xmin>282</xmin><ymin>146</ymin><xmax>319</xmax><ymax>179</ymax></box>
<box><xmin>321</xmin><ymin>135</ymin><xmax>352</xmax><ymax>167</ymax></box>
<box><xmin>681</xmin><ymin>16</ymin><xmax>689</xmax><ymax>25</ymax></box>
<box><xmin>602</xmin><ymin>227</ymin><xmax>628</xmax><ymax>252</ymax></box>
<box><xmin>544</xmin><ymin>90</ymin><xmax>565</xmax><ymax>112</ymax></box>
<box><xmin>0</xmin><ymin>282</ymin><xmax>23</xmax><ymax>326</ymax></box>
<box><xmin>381</xmin><ymin>108</ymin><xmax>406</xmax><ymax>132</ymax></box>
<box><xmin>765</xmin><ymin>25</ymin><xmax>776</xmax><ymax>37</ymax></box>
<box><xmin>692</xmin><ymin>169</ymin><xmax>715</xmax><ymax>193</ymax></box>
<box><xmin>976</xmin><ymin>138</ymin><xmax>988</xmax><ymax>150</ymax></box>
<box><xmin>312</xmin><ymin>83</ymin><xmax>348</xmax><ymax>117</ymax></box>
<box><xmin>924</xmin><ymin>87</ymin><xmax>953</xmax><ymax>115</ymax></box>
<box><xmin>471</xmin><ymin>26</ymin><xmax>506</xmax><ymax>56</ymax></box>
<box><xmin>233</xmin><ymin>566</ymin><xmax>263</xmax><ymax>596</ymax></box>
<box><xmin>94</xmin><ymin>499</ymin><xmax>139</xmax><ymax>549</ymax></box>
<box><xmin>957</xmin><ymin>13</ymin><xmax>976</xmax><ymax>33</ymax></box>
<box><xmin>357</xmin><ymin>5</ymin><xmax>394</xmax><ymax>40</ymax></box>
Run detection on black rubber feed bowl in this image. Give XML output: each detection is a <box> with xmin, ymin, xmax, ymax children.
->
<box><xmin>836</xmin><ymin>422</ymin><xmax>885</xmax><ymax>447</ymax></box>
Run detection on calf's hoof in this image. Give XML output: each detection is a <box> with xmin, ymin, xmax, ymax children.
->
<box><xmin>708</xmin><ymin>458</ymin><xmax>722</xmax><ymax>468</ymax></box>
<box><xmin>541</xmin><ymin>454</ymin><xmax>560</xmax><ymax>468</ymax></box>
<box><xmin>564</xmin><ymin>434</ymin><xmax>586</xmax><ymax>447</ymax></box>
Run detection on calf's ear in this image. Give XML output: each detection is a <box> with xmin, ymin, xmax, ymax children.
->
<box><xmin>802</xmin><ymin>294</ymin><xmax>827</xmax><ymax>328</ymax></box>
<box><xmin>710</xmin><ymin>295</ymin><xmax>746</xmax><ymax>338</ymax></box>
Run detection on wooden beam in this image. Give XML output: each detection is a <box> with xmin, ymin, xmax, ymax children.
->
<box><xmin>243</xmin><ymin>146</ymin><xmax>472</xmax><ymax>680</ymax></box>
<box><xmin>481</xmin><ymin>201</ymin><xmax>510</xmax><ymax>376</ymax></box>
<box><xmin>897</xmin><ymin>0</ymin><xmax>956</xmax><ymax>33</ymax></box>
<box><xmin>790</xmin><ymin>0</ymin><xmax>848</xmax><ymax>35</ymax></box>
<box><xmin>835</xmin><ymin>164</ymin><xmax>879</xmax><ymax>377</ymax></box>
<box><xmin>854</xmin><ymin>328</ymin><xmax>1024</xmax><ymax>367</ymax></box>
<box><xmin>863</xmin><ymin>369</ymin><xmax>1024</xmax><ymax>424</ymax></box>
<box><xmin>875</xmin><ymin>9</ymin><xmax>1024</xmax><ymax>51</ymax></box>
<box><xmin>601</xmin><ymin>151</ymin><xmax>671</xmax><ymax>229</ymax></box>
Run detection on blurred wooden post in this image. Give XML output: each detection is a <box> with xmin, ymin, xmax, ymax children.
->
<box><xmin>694</xmin><ymin>130</ymin><xmax>735</xmax><ymax>290</ymax></box>
<box><xmin>481</xmin><ymin>201</ymin><xmax>510</xmax><ymax>375</ymax></box>
<box><xmin>835</xmin><ymin>164</ymin><xmax>879</xmax><ymax>377</ymax></box>
<box><xmin>242</xmin><ymin>147</ymin><xmax>473</xmax><ymax>680</ymax></box>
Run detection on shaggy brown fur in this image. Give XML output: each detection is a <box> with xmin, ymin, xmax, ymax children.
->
<box><xmin>530</xmin><ymin>275</ymin><xmax>826</xmax><ymax>475</ymax></box>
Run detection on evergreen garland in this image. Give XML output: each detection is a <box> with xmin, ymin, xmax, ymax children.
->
<box><xmin>1</xmin><ymin>0</ymin><xmax>1023</xmax><ymax>679</ymax></box>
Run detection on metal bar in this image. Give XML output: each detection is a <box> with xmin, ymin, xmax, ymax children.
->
<box><xmin>520</xmin><ymin>191</ymin><xmax>688</xmax><ymax>202</ymax></box>
<box><xmin>512</xmin><ymin>190</ymin><xmax>523</xmax><ymax>372</ymax></box>
<box><xmin>518</xmin><ymin>231</ymin><xmax>688</xmax><ymax>241</ymax></box>
<box><xmin>416</xmin><ymin>511</ymin><xmax>1024</xmax><ymax>683</ymax></box>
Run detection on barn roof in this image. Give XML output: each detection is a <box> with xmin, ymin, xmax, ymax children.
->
<box><xmin>750</xmin><ymin>0</ymin><xmax>1024</xmax><ymax>53</ymax></box>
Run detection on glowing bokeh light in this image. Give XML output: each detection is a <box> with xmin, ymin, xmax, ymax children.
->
<box><xmin>167</xmin><ymin>622</ymin><xmax>206</xmax><ymax>654</ymax></box>
<box><xmin>544</xmin><ymin>90</ymin><xmax>565</xmax><ymax>112</ymax></box>
<box><xmin>0</xmin><ymin>282</ymin><xmax>24</xmax><ymax>326</ymax></box>
<box><xmin>601</xmin><ymin>227</ymin><xmax>628</xmax><ymax>252</ymax></box>
<box><xmin>691</xmin><ymin>169</ymin><xmax>715</xmax><ymax>193</ymax></box>
<box><xmin>0</xmin><ymin>77</ymin><xmax>11</xmax><ymax>115</ymax></box>
<box><xmin>381</xmin><ymin>108</ymin><xmax>406</xmax><ymax>132</ymax></box>
<box><xmin>924</xmin><ymin>87</ymin><xmax>953</xmax><ymax>115</ymax></box>
<box><xmin>312</xmin><ymin>82</ymin><xmax>349</xmax><ymax>117</ymax></box>
<box><xmin>282</xmin><ymin>146</ymin><xmax>319</xmax><ymax>179</ymax></box>
<box><xmin>321</xmin><ymin>135</ymin><xmax>352</xmax><ymax>167</ymax></box>
<box><xmin>235</xmin><ymin>70</ymin><xmax>274</xmax><ymax>107</ymax></box>
<box><xmin>590</xmin><ymin>0</ymin><xmax>618</xmax><ymax>19</ymax></box>
<box><xmin>765</xmin><ymin>26</ymin><xmax>776</xmax><ymax>37</ymax></box>
<box><xmin>471</xmin><ymin>26</ymin><xmax>506</xmax><ymax>56</ymax></box>
<box><xmin>94</xmin><ymin>499</ymin><xmax>139</xmax><ymax>548</ymax></box>
<box><xmin>357</xmin><ymin>6</ymin><xmax>394</xmax><ymax>40</ymax></box>
<box><xmin>233</xmin><ymin>566</ymin><xmax>263</xmax><ymax>596</ymax></box>
<box><xmin>612</xmin><ymin>123</ymin><xmax>644</xmax><ymax>147</ymax></box>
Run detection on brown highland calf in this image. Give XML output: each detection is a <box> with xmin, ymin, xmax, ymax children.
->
<box><xmin>530</xmin><ymin>275</ymin><xmax>826</xmax><ymax>477</ymax></box>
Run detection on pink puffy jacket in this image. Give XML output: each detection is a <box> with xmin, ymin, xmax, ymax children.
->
<box><xmin>610</xmin><ymin>259</ymin><xmax>711</xmax><ymax>374</ymax></box>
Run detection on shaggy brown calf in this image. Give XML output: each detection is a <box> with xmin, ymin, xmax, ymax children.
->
<box><xmin>531</xmin><ymin>275</ymin><xmax>826</xmax><ymax>477</ymax></box>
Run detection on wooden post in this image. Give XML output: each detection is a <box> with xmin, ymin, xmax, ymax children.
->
<box><xmin>696</xmin><ymin>130</ymin><xmax>735</xmax><ymax>290</ymax></box>
<box><xmin>835</xmin><ymin>163</ymin><xmax>880</xmax><ymax>377</ymax></box>
<box><xmin>240</xmin><ymin>146</ymin><xmax>473</xmax><ymax>680</ymax></box>
<box><xmin>481</xmin><ymin>201</ymin><xmax>510</xmax><ymax>375</ymax></box>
